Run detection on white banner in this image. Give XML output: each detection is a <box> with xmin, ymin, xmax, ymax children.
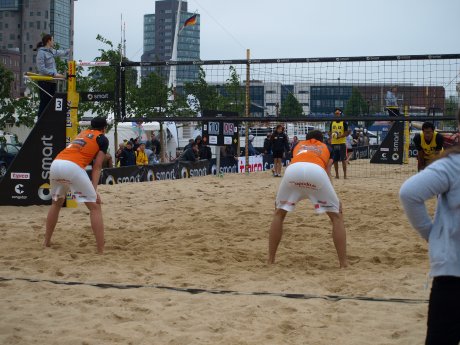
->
<box><xmin>237</xmin><ymin>155</ymin><xmax>264</xmax><ymax>173</ymax></box>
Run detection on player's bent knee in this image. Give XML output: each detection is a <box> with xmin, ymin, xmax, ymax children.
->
<box><xmin>85</xmin><ymin>202</ymin><xmax>101</xmax><ymax>211</ymax></box>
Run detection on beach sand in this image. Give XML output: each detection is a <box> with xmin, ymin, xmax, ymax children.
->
<box><xmin>0</xmin><ymin>163</ymin><xmax>433</xmax><ymax>344</ymax></box>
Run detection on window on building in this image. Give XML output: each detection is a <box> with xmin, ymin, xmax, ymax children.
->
<box><xmin>5</xmin><ymin>23</ymin><xmax>8</xmax><ymax>28</ymax></box>
<box><xmin>45</xmin><ymin>10</ymin><xmax>48</xmax><ymax>19</ymax></box>
<box><xmin>30</xmin><ymin>11</ymin><xmax>33</xmax><ymax>16</ymax></box>
<box><xmin>0</xmin><ymin>23</ymin><xmax>2</xmax><ymax>30</ymax></box>
<box><xmin>44</xmin><ymin>21</ymin><xmax>47</xmax><ymax>29</ymax></box>
<box><xmin>37</xmin><ymin>11</ymin><xmax>41</xmax><ymax>16</ymax></box>
<box><xmin>36</xmin><ymin>21</ymin><xmax>40</xmax><ymax>29</ymax></box>
<box><xmin>29</xmin><ymin>22</ymin><xmax>34</xmax><ymax>28</ymax></box>
<box><xmin>298</xmin><ymin>90</ymin><xmax>309</xmax><ymax>94</ymax></box>
<box><xmin>9</xmin><ymin>33</ymin><xmax>15</xmax><ymax>40</ymax></box>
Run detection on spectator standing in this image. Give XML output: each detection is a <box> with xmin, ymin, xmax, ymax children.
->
<box><xmin>271</xmin><ymin>125</ymin><xmax>289</xmax><ymax>177</ymax></box>
<box><xmin>135</xmin><ymin>143</ymin><xmax>149</xmax><ymax>166</ymax></box>
<box><xmin>345</xmin><ymin>133</ymin><xmax>355</xmax><ymax>164</ymax></box>
<box><xmin>115</xmin><ymin>143</ymin><xmax>125</xmax><ymax>167</ymax></box>
<box><xmin>151</xmin><ymin>133</ymin><xmax>161</xmax><ymax>160</ymax></box>
<box><xmin>290</xmin><ymin>135</ymin><xmax>299</xmax><ymax>158</ymax></box>
<box><xmin>248</xmin><ymin>135</ymin><xmax>259</xmax><ymax>156</ymax></box>
<box><xmin>263</xmin><ymin>132</ymin><xmax>272</xmax><ymax>155</ymax></box>
<box><xmin>119</xmin><ymin>141</ymin><xmax>136</xmax><ymax>166</ymax></box>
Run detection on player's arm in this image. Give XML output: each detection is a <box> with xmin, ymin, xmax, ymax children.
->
<box><xmin>326</xmin><ymin>158</ymin><xmax>334</xmax><ymax>178</ymax></box>
<box><xmin>92</xmin><ymin>135</ymin><xmax>109</xmax><ymax>190</ymax></box>
<box><xmin>92</xmin><ymin>151</ymin><xmax>105</xmax><ymax>191</ymax></box>
<box><xmin>413</xmin><ymin>134</ymin><xmax>425</xmax><ymax>170</ymax></box>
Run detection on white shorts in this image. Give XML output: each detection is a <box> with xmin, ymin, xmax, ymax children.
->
<box><xmin>50</xmin><ymin>159</ymin><xmax>97</xmax><ymax>203</ymax></box>
<box><xmin>275</xmin><ymin>162</ymin><xmax>340</xmax><ymax>213</ymax></box>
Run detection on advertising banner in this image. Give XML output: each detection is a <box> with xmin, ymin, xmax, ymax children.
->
<box><xmin>370</xmin><ymin>121</ymin><xmax>404</xmax><ymax>164</ymax></box>
<box><xmin>0</xmin><ymin>94</ymin><xmax>67</xmax><ymax>205</ymax></box>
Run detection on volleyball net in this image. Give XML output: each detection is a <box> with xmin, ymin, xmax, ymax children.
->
<box><xmin>115</xmin><ymin>54</ymin><xmax>459</xmax><ymax>179</ymax></box>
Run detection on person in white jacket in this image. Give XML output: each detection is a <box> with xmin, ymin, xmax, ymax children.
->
<box><xmin>399</xmin><ymin>109</ymin><xmax>460</xmax><ymax>345</ymax></box>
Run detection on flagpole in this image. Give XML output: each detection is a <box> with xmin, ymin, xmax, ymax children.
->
<box><xmin>168</xmin><ymin>0</ymin><xmax>182</xmax><ymax>101</ymax></box>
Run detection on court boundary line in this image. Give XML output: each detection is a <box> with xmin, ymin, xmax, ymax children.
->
<box><xmin>0</xmin><ymin>276</ymin><xmax>428</xmax><ymax>304</ymax></box>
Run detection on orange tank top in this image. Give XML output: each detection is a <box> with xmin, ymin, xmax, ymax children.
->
<box><xmin>291</xmin><ymin>139</ymin><xmax>330</xmax><ymax>170</ymax></box>
<box><xmin>56</xmin><ymin>129</ymin><xmax>103</xmax><ymax>169</ymax></box>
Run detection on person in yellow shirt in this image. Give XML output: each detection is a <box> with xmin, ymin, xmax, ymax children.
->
<box><xmin>135</xmin><ymin>142</ymin><xmax>149</xmax><ymax>166</ymax></box>
<box><xmin>329</xmin><ymin>108</ymin><xmax>351</xmax><ymax>179</ymax></box>
<box><xmin>268</xmin><ymin>130</ymin><xmax>348</xmax><ymax>268</ymax></box>
<box><xmin>413</xmin><ymin>122</ymin><xmax>444</xmax><ymax>171</ymax></box>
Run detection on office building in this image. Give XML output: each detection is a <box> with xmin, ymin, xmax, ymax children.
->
<box><xmin>0</xmin><ymin>0</ymin><xmax>76</xmax><ymax>94</ymax></box>
<box><xmin>142</xmin><ymin>0</ymin><xmax>200</xmax><ymax>83</ymax></box>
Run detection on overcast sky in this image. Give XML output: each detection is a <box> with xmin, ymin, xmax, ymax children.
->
<box><xmin>74</xmin><ymin>0</ymin><xmax>460</xmax><ymax>63</ymax></box>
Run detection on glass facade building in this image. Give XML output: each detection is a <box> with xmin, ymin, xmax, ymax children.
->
<box><xmin>0</xmin><ymin>0</ymin><xmax>75</xmax><ymax>93</ymax></box>
<box><xmin>141</xmin><ymin>0</ymin><xmax>200</xmax><ymax>83</ymax></box>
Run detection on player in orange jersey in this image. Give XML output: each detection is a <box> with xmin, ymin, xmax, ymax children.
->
<box><xmin>268</xmin><ymin>130</ymin><xmax>348</xmax><ymax>268</ymax></box>
<box><xmin>43</xmin><ymin>117</ymin><xmax>109</xmax><ymax>254</ymax></box>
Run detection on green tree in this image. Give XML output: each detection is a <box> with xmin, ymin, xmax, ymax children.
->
<box><xmin>280</xmin><ymin>93</ymin><xmax>303</xmax><ymax>117</ymax></box>
<box><xmin>0</xmin><ymin>63</ymin><xmax>38</xmax><ymax>128</ymax></box>
<box><xmin>223</xmin><ymin>66</ymin><xmax>244</xmax><ymax>115</ymax></box>
<box><xmin>184</xmin><ymin>67</ymin><xmax>225</xmax><ymax>114</ymax></box>
<box><xmin>130</xmin><ymin>71</ymin><xmax>169</xmax><ymax>118</ymax></box>
<box><xmin>77</xmin><ymin>35</ymin><xmax>138</xmax><ymax>119</ymax></box>
<box><xmin>345</xmin><ymin>87</ymin><xmax>369</xmax><ymax>125</ymax></box>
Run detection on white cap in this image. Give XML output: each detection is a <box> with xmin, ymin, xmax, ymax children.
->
<box><xmin>249</xmin><ymin>134</ymin><xmax>255</xmax><ymax>141</ymax></box>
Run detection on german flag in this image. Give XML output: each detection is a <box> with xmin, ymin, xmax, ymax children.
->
<box><xmin>183</xmin><ymin>14</ymin><xmax>197</xmax><ymax>28</ymax></box>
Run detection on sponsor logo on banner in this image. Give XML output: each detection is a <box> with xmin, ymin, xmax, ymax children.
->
<box><xmin>38</xmin><ymin>183</ymin><xmax>51</xmax><ymax>201</ymax></box>
<box><xmin>11</xmin><ymin>172</ymin><xmax>30</xmax><ymax>180</ymax></box>
<box><xmin>224</xmin><ymin>136</ymin><xmax>232</xmax><ymax>145</ymax></box>
<box><xmin>209</xmin><ymin>136</ymin><xmax>217</xmax><ymax>145</ymax></box>
<box><xmin>41</xmin><ymin>135</ymin><xmax>54</xmax><ymax>180</ymax></box>
<box><xmin>14</xmin><ymin>184</ymin><xmax>25</xmax><ymax>194</ymax></box>
<box><xmin>238</xmin><ymin>156</ymin><xmax>264</xmax><ymax>173</ymax></box>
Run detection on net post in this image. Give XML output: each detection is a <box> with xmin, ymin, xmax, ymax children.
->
<box><xmin>403</xmin><ymin>105</ymin><xmax>410</xmax><ymax>164</ymax></box>
<box><xmin>244</xmin><ymin>49</ymin><xmax>250</xmax><ymax>174</ymax></box>
<box><xmin>66</xmin><ymin>60</ymin><xmax>79</xmax><ymax>207</ymax></box>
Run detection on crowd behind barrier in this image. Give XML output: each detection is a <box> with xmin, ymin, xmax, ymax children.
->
<box><xmin>97</xmin><ymin>144</ymin><xmax>422</xmax><ymax>185</ymax></box>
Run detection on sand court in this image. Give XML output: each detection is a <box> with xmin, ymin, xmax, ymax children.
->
<box><xmin>0</xmin><ymin>166</ymin><xmax>434</xmax><ymax>344</ymax></box>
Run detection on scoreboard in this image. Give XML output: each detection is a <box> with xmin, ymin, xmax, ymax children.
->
<box><xmin>201</xmin><ymin>110</ymin><xmax>239</xmax><ymax>147</ymax></box>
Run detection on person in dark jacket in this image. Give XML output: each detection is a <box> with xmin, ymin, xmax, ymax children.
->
<box><xmin>199</xmin><ymin>137</ymin><xmax>212</xmax><ymax>160</ymax></box>
<box><xmin>179</xmin><ymin>142</ymin><xmax>199</xmax><ymax>162</ymax></box>
<box><xmin>263</xmin><ymin>132</ymin><xmax>272</xmax><ymax>155</ymax></box>
<box><xmin>270</xmin><ymin>125</ymin><xmax>289</xmax><ymax>177</ymax></box>
<box><xmin>118</xmin><ymin>141</ymin><xmax>136</xmax><ymax>166</ymax></box>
